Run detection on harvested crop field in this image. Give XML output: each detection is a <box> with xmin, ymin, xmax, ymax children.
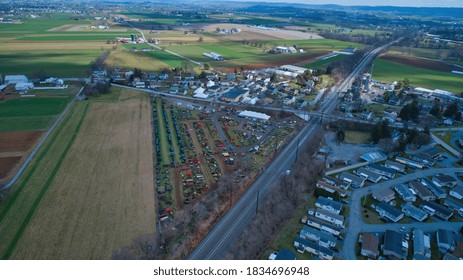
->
<box><xmin>374</xmin><ymin>53</ymin><xmax>463</xmax><ymax>93</ymax></box>
<box><xmin>214</xmin><ymin>51</ymin><xmax>326</xmax><ymax>73</ymax></box>
<box><xmin>201</xmin><ymin>23</ymin><xmax>322</xmax><ymax>40</ymax></box>
<box><xmin>380</xmin><ymin>53</ymin><xmax>455</xmax><ymax>72</ymax></box>
<box><xmin>0</xmin><ymin>88</ymin><xmax>156</xmax><ymax>259</ymax></box>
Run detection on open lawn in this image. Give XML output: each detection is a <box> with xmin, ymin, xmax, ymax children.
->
<box><xmin>344</xmin><ymin>130</ymin><xmax>370</xmax><ymax>144</ymax></box>
<box><xmin>0</xmin><ymin>96</ymin><xmax>73</xmax><ymax>132</ymax></box>
<box><xmin>0</xmin><ymin>88</ymin><xmax>155</xmax><ymax>259</ymax></box>
<box><xmin>373</xmin><ymin>55</ymin><xmax>463</xmax><ymax>93</ymax></box>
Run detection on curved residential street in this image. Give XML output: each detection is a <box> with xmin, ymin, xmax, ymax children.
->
<box><xmin>342</xmin><ymin>167</ymin><xmax>463</xmax><ymax>260</ymax></box>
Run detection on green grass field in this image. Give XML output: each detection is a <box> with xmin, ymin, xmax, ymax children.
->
<box><xmin>16</xmin><ymin>33</ymin><xmax>130</xmax><ymax>41</ymax></box>
<box><xmin>0</xmin><ymin>49</ymin><xmax>103</xmax><ymax>77</ymax></box>
<box><xmin>0</xmin><ymin>17</ymin><xmax>87</xmax><ymax>35</ymax></box>
<box><xmin>0</xmin><ymin>96</ymin><xmax>73</xmax><ymax>132</ymax></box>
<box><xmin>344</xmin><ymin>131</ymin><xmax>370</xmax><ymax>144</ymax></box>
<box><xmin>372</xmin><ymin>59</ymin><xmax>463</xmax><ymax>93</ymax></box>
<box><xmin>0</xmin><ymin>15</ymin><xmax>116</xmax><ymax>77</ymax></box>
<box><xmin>167</xmin><ymin>43</ymin><xmax>263</xmax><ymax>62</ymax></box>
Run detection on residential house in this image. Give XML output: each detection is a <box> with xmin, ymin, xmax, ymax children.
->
<box><xmin>421</xmin><ymin>178</ymin><xmax>447</xmax><ymax>199</ymax></box>
<box><xmin>360</xmin><ymin>111</ymin><xmax>373</xmax><ymax>120</ymax></box>
<box><xmin>383</xmin><ymin>230</ymin><xmax>407</xmax><ymax>260</ymax></box>
<box><xmin>133</xmin><ymin>81</ymin><xmax>145</xmax><ymax>88</ymax></box>
<box><xmin>402</xmin><ymin>204</ymin><xmax>428</xmax><ymax>222</ymax></box>
<box><xmin>169</xmin><ymin>86</ymin><xmax>179</xmax><ymax>94</ymax></box>
<box><xmin>315</xmin><ymin>208</ymin><xmax>345</xmax><ymax>228</ymax></box>
<box><xmin>411</xmin><ymin>154</ymin><xmax>436</xmax><ymax>166</ymax></box>
<box><xmin>338</xmin><ymin>172</ymin><xmax>366</xmax><ymax>189</ymax></box>
<box><xmin>385</xmin><ymin>160</ymin><xmax>405</xmax><ymax>173</ymax></box>
<box><xmin>395</xmin><ymin>157</ymin><xmax>424</xmax><ymax>169</ymax></box>
<box><xmin>299</xmin><ymin>225</ymin><xmax>337</xmax><ymax>248</ymax></box>
<box><xmin>421</xmin><ymin>201</ymin><xmax>453</xmax><ymax>220</ymax></box>
<box><xmin>356</xmin><ymin>167</ymin><xmax>383</xmax><ymax>183</ymax></box>
<box><xmin>372</xmin><ymin>188</ymin><xmax>396</xmax><ymax>202</ymax></box>
<box><xmin>394</xmin><ymin>184</ymin><xmax>416</xmax><ymax>202</ymax></box>
<box><xmin>421</xmin><ymin>147</ymin><xmax>442</xmax><ymax>159</ymax></box>
<box><xmin>375</xmin><ymin>201</ymin><xmax>404</xmax><ymax>222</ymax></box>
<box><xmin>306</xmin><ymin>216</ymin><xmax>342</xmax><ymax>236</ymax></box>
<box><xmin>316</xmin><ymin>180</ymin><xmax>347</xmax><ymax>197</ymax></box>
<box><xmin>293</xmin><ymin>237</ymin><xmax>334</xmax><ymax>260</ymax></box>
<box><xmin>388</xmin><ymin>96</ymin><xmax>401</xmax><ymax>106</ymax></box>
<box><xmin>315</xmin><ymin>196</ymin><xmax>343</xmax><ymax>214</ymax></box>
<box><xmin>221</xmin><ymin>87</ymin><xmax>249</xmax><ymax>102</ymax></box>
<box><xmin>359</xmin><ymin>233</ymin><xmax>379</xmax><ymax>259</ymax></box>
<box><xmin>366</xmin><ymin>164</ymin><xmax>396</xmax><ymax>179</ymax></box>
<box><xmin>450</xmin><ymin>185</ymin><xmax>463</xmax><ymax>200</ymax></box>
<box><xmin>437</xmin><ymin>229</ymin><xmax>456</xmax><ymax>253</ymax></box>
<box><xmin>383</xmin><ymin>110</ymin><xmax>397</xmax><ymax>123</ymax></box>
<box><xmin>413</xmin><ymin>229</ymin><xmax>431</xmax><ymax>260</ymax></box>
<box><xmin>409</xmin><ymin>181</ymin><xmax>435</xmax><ymax>201</ymax></box>
<box><xmin>322</xmin><ymin>177</ymin><xmax>349</xmax><ymax>190</ymax></box>
<box><xmin>159</xmin><ymin>73</ymin><xmax>169</xmax><ymax>80</ymax></box>
<box><xmin>443</xmin><ymin>118</ymin><xmax>455</xmax><ymax>126</ymax></box>
<box><xmin>283</xmin><ymin>95</ymin><xmax>296</xmax><ymax>105</ymax></box>
<box><xmin>444</xmin><ymin>198</ymin><xmax>463</xmax><ymax>216</ymax></box>
<box><xmin>360</xmin><ymin>151</ymin><xmax>387</xmax><ymax>163</ymax></box>
<box><xmin>268</xmin><ymin>249</ymin><xmax>296</xmax><ymax>260</ymax></box>
<box><xmin>432</xmin><ymin>174</ymin><xmax>457</xmax><ymax>188</ymax></box>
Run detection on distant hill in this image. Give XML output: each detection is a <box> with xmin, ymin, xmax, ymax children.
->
<box><xmin>222</xmin><ymin>1</ymin><xmax>463</xmax><ymax>18</ymax></box>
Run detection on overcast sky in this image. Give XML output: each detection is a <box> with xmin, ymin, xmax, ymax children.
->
<box><xmin>231</xmin><ymin>0</ymin><xmax>463</xmax><ymax>8</ymax></box>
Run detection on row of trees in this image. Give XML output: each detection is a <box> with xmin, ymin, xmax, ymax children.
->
<box><xmin>430</xmin><ymin>101</ymin><xmax>462</xmax><ymax>121</ymax></box>
<box><xmin>398</xmin><ymin>100</ymin><xmax>420</xmax><ymax>121</ymax></box>
<box><xmin>369</xmin><ymin>119</ymin><xmax>431</xmax><ymax>153</ymax></box>
<box><xmin>83</xmin><ymin>81</ymin><xmax>111</xmax><ymax>96</ymax></box>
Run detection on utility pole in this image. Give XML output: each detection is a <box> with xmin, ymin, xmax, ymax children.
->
<box><xmin>295</xmin><ymin>138</ymin><xmax>300</xmax><ymax>163</ymax></box>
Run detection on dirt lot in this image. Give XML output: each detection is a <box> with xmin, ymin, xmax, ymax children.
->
<box><xmin>0</xmin><ymin>131</ymin><xmax>43</xmax><ymax>154</ymax></box>
<box><xmin>201</xmin><ymin>23</ymin><xmax>322</xmax><ymax>40</ymax></box>
<box><xmin>381</xmin><ymin>53</ymin><xmax>455</xmax><ymax>72</ymax></box>
<box><xmin>0</xmin><ymin>157</ymin><xmax>22</xmax><ymax>180</ymax></box>
<box><xmin>0</xmin><ymin>131</ymin><xmax>43</xmax><ymax>182</ymax></box>
<box><xmin>9</xmin><ymin>91</ymin><xmax>156</xmax><ymax>259</ymax></box>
